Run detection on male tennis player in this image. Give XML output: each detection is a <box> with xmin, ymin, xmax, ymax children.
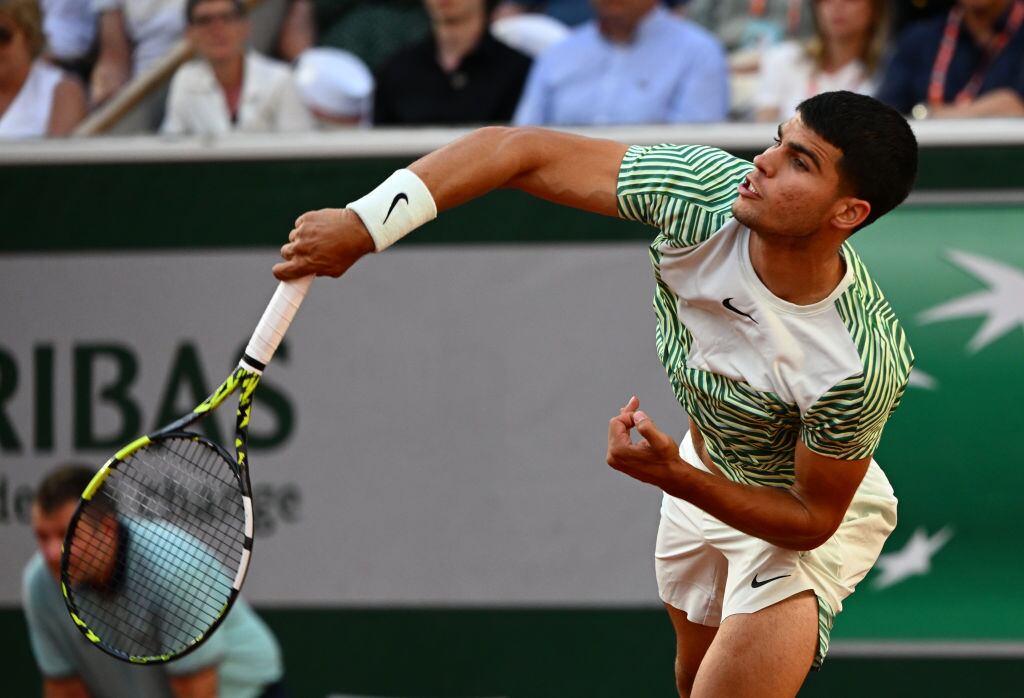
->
<box><xmin>274</xmin><ymin>90</ymin><xmax>917</xmax><ymax>697</ymax></box>
<box><xmin>24</xmin><ymin>465</ymin><xmax>288</xmax><ymax>698</ymax></box>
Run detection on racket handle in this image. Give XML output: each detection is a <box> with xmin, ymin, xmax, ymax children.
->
<box><xmin>242</xmin><ymin>275</ymin><xmax>313</xmax><ymax>371</ymax></box>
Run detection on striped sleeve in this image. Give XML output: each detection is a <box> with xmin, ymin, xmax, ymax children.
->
<box><xmin>801</xmin><ymin>313</ymin><xmax>914</xmax><ymax>460</ymax></box>
<box><xmin>616</xmin><ymin>144</ymin><xmax>754</xmax><ymax>248</ymax></box>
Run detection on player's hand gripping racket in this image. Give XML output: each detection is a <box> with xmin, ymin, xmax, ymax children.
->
<box><xmin>60</xmin><ymin>276</ymin><xmax>313</xmax><ymax>664</ymax></box>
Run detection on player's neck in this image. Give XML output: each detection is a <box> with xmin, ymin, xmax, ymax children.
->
<box><xmin>821</xmin><ymin>35</ymin><xmax>865</xmax><ymax>72</ymax></box>
<box><xmin>210</xmin><ymin>54</ymin><xmax>244</xmax><ymax>92</ymax></box>
<box><xmin>747</xmin><ymin>229</ymin><xmax>846</xmax><ymax>306</ymax></box>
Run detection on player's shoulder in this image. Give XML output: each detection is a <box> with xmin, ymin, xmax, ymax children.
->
<box><xmin>668</xmin><ymin>15</ymin><xmax>727</xmax><ymax>54</ymax></box>
<box><xmin>834</xmin><ymin>244</ymin><xmax>915</xmax><ymax>382</ymax></box>
<box><xmin>618</xmin><ymin>143</ymin><xmax>753</xmax><ymax>197</ymax></box>
<box><xmin>621</xmin><ymin>143</ymin><xmax>752</xmax><ymax>175</ymax></box>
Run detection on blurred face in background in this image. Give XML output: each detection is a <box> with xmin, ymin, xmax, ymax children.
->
<box><xmin>0</xmin><ymin>12</ymin><xmax>31</xmax><ymax>82</ymax></box>
<box><xmin>591</xmin><ymin>0</ymin><xmax>658</xmax><ymax>25</ymax></box>
<box><xmin>31</xmin><ymin>500</ymin><xmax>77</xmax><ymax>581</ymax></box>
<box><xmin>187</xmin><ymin>0</ymin><xmax>249</xmax><ymax>64</ymax></box>
<box><xmin>423</xmin><ymin>0</ymin><xmax>485</xmax><ymax>24</ymax></box>
<box><xmin>815</xmin><ymin>0</ymin><xmax>875</xmax><ymax>44</ymax></box>
<box><xmin>958</xmin><ymin>0</ymin><xmax>1012</xmax><ymax>15</ymax></box>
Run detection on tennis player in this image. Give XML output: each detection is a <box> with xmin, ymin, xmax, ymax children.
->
<box><xmin>274</xmin><ymin>90</ymin><xmax>917</xmax><ymax>698</ymax></box>
<box><xmin>24</xmin><ymin>465</ymin><xmax>288</xmax><ymax>698</ymax></box>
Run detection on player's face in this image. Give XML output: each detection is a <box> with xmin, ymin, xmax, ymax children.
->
<box><xmin>732</xmin><ymin>116</ymin><xmax>848</xmax><ymax>238</ymax></box>
<box><xmin>32</xmin><ymin>501</ymin><xmax>77</xmax><ymax>581</ymax></box>
<box><xmin>187</xmin><ymin>0</ymin><xmax>248</xmax><ymax>63</ymax></box>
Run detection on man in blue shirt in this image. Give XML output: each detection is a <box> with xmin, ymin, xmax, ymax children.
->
<box><xmin>24</xmin><ymin>465</ymin><xmax>287</xmax><ymax>698</ymax></box>
<box><xmin>513</xmin><ymin>0</ymin><xmax>729</xmax><ymax>125</ymax></box>
<box><xmin>877</xmin><ymin>0</ymin><xmax>1024</xmax><ymax>118</ymax></box>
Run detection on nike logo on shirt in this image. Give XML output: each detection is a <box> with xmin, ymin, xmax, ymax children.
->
<box><xmin>722</xmin><ymin>297</ymin><xmax>758</xmax><ymax>324</ymax></box>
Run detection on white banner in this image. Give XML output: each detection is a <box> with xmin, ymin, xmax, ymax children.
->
<box><xmin>0</xmin><ymin>247</ymin><xmax>684</xmax><ymax>605</ymax></box>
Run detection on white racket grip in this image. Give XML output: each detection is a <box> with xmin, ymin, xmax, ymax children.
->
<box><xmin>242</xmin><ymin>276</ymin><xmax>313</xmax><ymax>371</ymax></box>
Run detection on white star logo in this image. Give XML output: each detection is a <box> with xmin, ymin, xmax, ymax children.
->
<box><xmin>872</xmin><ymin>526</ymin><xmax>953</xmax><ymax>591</ymax></box>
<box><xmin>907</xmin><ymin>368</ymin><xmax>937</xmax><ymax>390</ymax></box>
<box><xmin>918</xmin><ymin>250</ymin><xmax>1024</xmax><ymax>352</ymax></box>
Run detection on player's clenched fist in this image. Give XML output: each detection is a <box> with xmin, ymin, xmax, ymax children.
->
<box><xmin>606</xmin><ymin>396</ymin><xmax>683</xmax><ymax>490</ymax></box>
<box><xmin>273</xmin><ymin>208</ymin><xmax>376</xmax><ymax>280</ymax></box>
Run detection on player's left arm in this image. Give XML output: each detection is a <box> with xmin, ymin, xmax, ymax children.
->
<box><xmin>606</xmin><ymin>400</ymin><xmax>869</xmax><ymax>550</ymax></box>
<box><xmin>168</xmin><ymin>666</ymin><xmax>218</xmax><ymax>698</ymax></box>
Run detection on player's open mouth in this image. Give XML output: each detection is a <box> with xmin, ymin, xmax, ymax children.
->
<box><xmin>739</xmin><ymin>176</ymin><xmax>762</xmax><ymax>199</ymax></box>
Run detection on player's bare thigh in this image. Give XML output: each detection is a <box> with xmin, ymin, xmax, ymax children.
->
<box><xmin>664</xmin><ymin>603</ymin><xmax>718</xmax><ymax>698</ymax></box>
<box><xmin>692</xmin><ymin>590</ymin><xmax>818</xmax><ymax>698</ymax></box>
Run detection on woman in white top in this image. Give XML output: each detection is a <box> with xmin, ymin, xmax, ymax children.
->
<box><xmin>0</xmin><ymin>0</ymin><xmax>86</xmax><ymax>137</ymax></box>
<box><xmin>753</xmin><ymin>0</ymin><xmax>888</xmax><ymax>122</ymax></box>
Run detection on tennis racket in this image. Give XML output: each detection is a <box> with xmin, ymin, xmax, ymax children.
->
<box><xmin>60</xmin><ymin>275</ymin><xmax>313</xmax><ymax>664</ymax></box>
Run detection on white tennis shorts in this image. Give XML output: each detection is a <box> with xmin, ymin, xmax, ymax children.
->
<box><xmin>655</xmin><ymin>431</ymin><xmax>898</xmax><ymax>668</ymax></box>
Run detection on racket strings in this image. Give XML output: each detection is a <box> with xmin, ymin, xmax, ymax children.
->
<box><xmin>65</xmin><ymin>435</ymin><xmax>247</xmax><ymax>659</ymax></box>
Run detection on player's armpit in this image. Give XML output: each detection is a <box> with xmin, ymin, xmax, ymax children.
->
<box><xmin>43</xmin><ymin>676</ymin><xmax>90</xmax><ymax>698</ymax></box>
<box><xmin>168</xmin><ymin>666</ymin><xmax>218</xmax><ymax>698</ymax></box>
<box><xmin>789</xmin><ymin>441</ymin><xmax>872</xmax><ymax>549</ymax></box>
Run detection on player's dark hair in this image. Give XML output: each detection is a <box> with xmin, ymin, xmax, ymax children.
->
<box><xmin>797</xmin><ymin>91</ymin><xmax>918</xmax><ymax>232</ymax></box>
<box><xmin>186</xmin><ymin>0</ymin><xmax>246</xmax><ymax>23</ymax></box>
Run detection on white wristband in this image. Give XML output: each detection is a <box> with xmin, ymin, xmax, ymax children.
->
<box><xmin>346</xmin><ymin>169</ymin><xmax>438</xmax><ymax>251</ymax></box>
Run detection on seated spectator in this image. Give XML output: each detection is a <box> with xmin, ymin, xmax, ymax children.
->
<box><xmin>513</xmin><ymin>0</ymin><xmax>728</xmax><ymax>126</ymax></box>
<box><xmin>492</xmin><ymin>0</ymin><xmax>689</xmax><ymax>26</ymax></box>
<box><xmin>685</xmin><ymin>0</ymin><xmax>814</xmax><ymax>51</ymax></box>
<box><xmin>754</xmin><ymin>0</ymin><xmax>889</xmax><ymax>121</ymax></box>
<box><xmin>40</xmin><ymin>0</ymin><xmax>97</xmax><ymax>81</ymax></box>
<box><xmin>162</xmin><ymin>0</ymin><xmax>314</xmax><ymax>135</ymax></box>
<box><xmin>278</xmin><ymin>0</ymin><xmax>429</xmax><ymax>71</ymax></box>
<box><xmin>877</xmin><ymin>0</ymin><xmax>1024</xmax><ymax>118</ymax></box>
<box><xmin>23</xmin><ymin>465</ymin><xmax>288</xmax><ymax>698</ymax></box>
<box><xmin>90</xmin><ymin>0</ymin><xmax>187</xmax><ymax>105</ymax></box>
<box><xmin>490</xmin><ymin>12</ymin><xmax>570</xmax><ymax>57</ymax></box>
<box><xmin>0</xmin><ymin>0</ymin><xmax>85</xmax><ymax>137</ymax></box>
<box><xmin>373</xmin><ymin>0</ymin><xmax>531</xmax><ymax>125</ymax></box>
<box><xmin>892</xmin><ymin>0</ymin><xmax>954</xmax><ymax>34</ymax></box>
<box><xmin>294</xmin><ymin>46</ymin><xmax>373</xmax><ymax>127</ymax></box>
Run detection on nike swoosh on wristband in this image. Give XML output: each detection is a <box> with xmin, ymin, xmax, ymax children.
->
<box><xmin>751</xmin><ymin>573</ymin><xmax>791</xmax><ymax>588</ymax></box>
<box><xmin>722</xmin><ymin>297</ymin><xmax>758</xmax><ymax>324</ymax></box>
<box><xmin>382</xmin><ymin>192</ymin><xmax>409</xmax><ymax>225</ymax></box>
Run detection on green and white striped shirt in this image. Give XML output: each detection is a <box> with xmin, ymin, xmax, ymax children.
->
<box><xmin>618</xmin><ymin>143</ymin><xmax>914</xmax><ymax>488</ymax></box>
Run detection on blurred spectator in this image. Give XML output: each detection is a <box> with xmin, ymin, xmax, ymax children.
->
<box><xmin>373</xmin><ymin>0</ymin><xmax>531</xmax><ymax>125</ymax></box>
<box><xmin>23</xmin><ymin>465</ymin><xmax>287</xmax><ymax>698</ymax></box>
<box><xmin>294</xmin><ymin>46</ymin><xmax>372</xmax><ymax>126</ymax></box>
<box><xmin>877</xmin><ymin>0</ymin><xmax>1024</xmax><ymax>118</ymax></box>
<box><xmin>0</xmin><ymin>0</ymin><xmax>86</xmax><ymax>137</ymax></box>
<box><xmin>492</xmin><ymin>0</ymin><xmax>689</xmax><ymax>26</ymax></box>
<box><xmin>754</xmin><ymin>0</ymin><xmax>889</xmax><ymax>121</ymax></box>
<box><xmin>278</xmin><ymin>0</ymin><xmax>429</xmax><ymax>71</ymax></box>
<box><xmin>490</xmin><ymin>12</ymin><xmax>570</xmax><ymax>57</ymax></box>
<box><xmin>162</xmin><ymin>0</ymin><xmax>313</xmax><ymax>135</ymax></box>
<box><xmin>513</xmin><ymin>0</ymin><xmax>728</xmax><ymax>125</ymax></box>
<box><xmin>90</xmin><ymin>0</ymin><xmax>186</xmax><ymax>105</ymax></box>
<box><xmin>892</xmin><ymin>0</ymin><xmax>955</xmax><ymax>33</ymax></box>
<box><xmin>685</xmin><ymin>0</ymin><xmax>814</xmax><ymax>51</ymax></box>
<box><xmin>40</xmin><ymin>0</ymin><xmax>97</xmax><ymax>81</ymax></box>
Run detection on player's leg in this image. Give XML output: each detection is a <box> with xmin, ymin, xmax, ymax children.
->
<box><xmin>664</xmin><ymin>602</ymin><xmax>718</xmax><ymax>698</ymax></box>
<box><xmin>691</xmin><ymin>590</ymin><xmax>819</xmax><ymax>698</ymax></box>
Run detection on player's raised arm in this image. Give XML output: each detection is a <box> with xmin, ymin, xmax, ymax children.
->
<box><xmin>273</xmin><ymin>127</ymin><xmax>629</xmax><ymax>280</ymax></box>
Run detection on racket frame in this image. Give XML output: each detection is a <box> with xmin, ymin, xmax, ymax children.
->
<box><xmin>60</xmin><ymin>364</ymin><xmax>262</xmax><ymax>664</ymax></box>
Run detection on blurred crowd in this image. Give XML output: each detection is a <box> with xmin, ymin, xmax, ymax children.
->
<box><xmin>1</xmin><ymin>0</ymin><xmax>1023</xmax><ymax>139</ymax></box>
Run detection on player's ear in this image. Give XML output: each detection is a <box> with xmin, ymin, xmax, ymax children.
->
<box><xmin>832</xmin><ymin>197</ymin><xmax>870</xmax><ymax>234</ymax></box>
